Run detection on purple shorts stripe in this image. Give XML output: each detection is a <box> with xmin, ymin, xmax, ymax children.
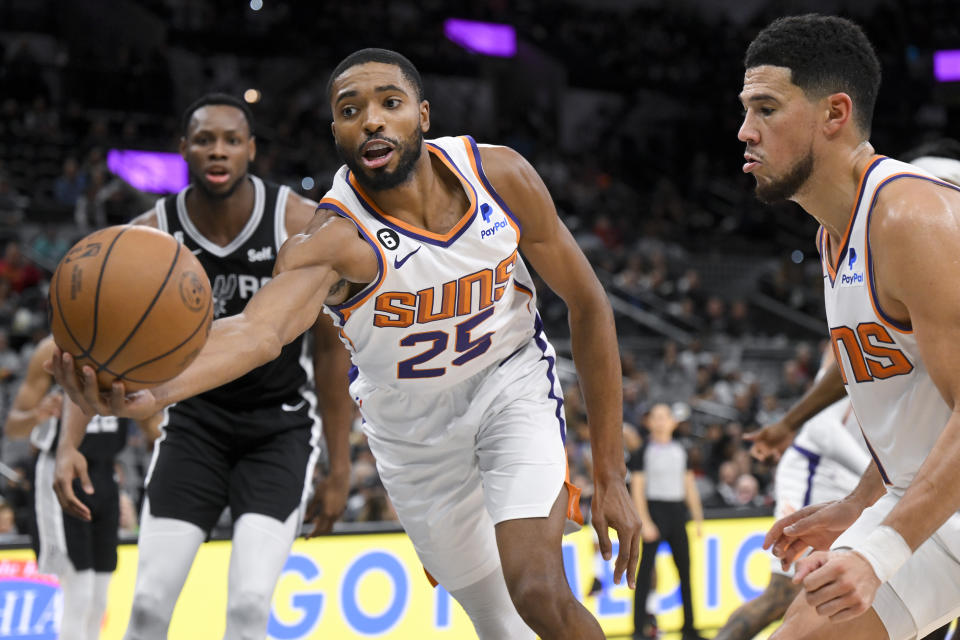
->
<box><xmin>533</xmin><ymin>313</ymin><xmax>565</xmax><ymax>443</ymax></box>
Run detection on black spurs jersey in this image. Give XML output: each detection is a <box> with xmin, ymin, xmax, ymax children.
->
<box><xmin>32</xmin><ymin>413</ymin><xmax>127</xmax><ymax>464</ymax></box>
<box><xmin>155</xmin><ymin>175</ymin><xmax>308</xmax><ymax>409</ymax></box>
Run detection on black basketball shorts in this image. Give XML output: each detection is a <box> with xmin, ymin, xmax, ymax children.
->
<box><xmin>145</xmin><ymin>396</ymin><xmax>319</xmax><ymax>533</ymax></box>
<box><xmin>34</xmin><ymin>452</ymin><xmax>119</xmax><ymax>574</ymax></box>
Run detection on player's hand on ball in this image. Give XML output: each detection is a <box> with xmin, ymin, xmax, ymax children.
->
<box><xmin>53</xmin><ymin>447</ymin><xmax>93</xmax><ymax>521</ymax></box>
<box><xmin>794</xmin><ymin>550</ymin><xmax>881</xmax><ymax>622</ymax></box>
<box><xmin>47</xmin><ymin>348</ymin><xmax>161</xmax><ymax>420</ymax></box>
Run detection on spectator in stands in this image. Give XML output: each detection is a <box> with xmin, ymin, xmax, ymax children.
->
<box><xmin>0</xmin><ymin>242</ymin><xmax>41</xmax><ymax>294</ymax></box>
<box><xmin>0</xmin><ymin>502</ymin><xmax>19</xmax><ymax>542</ymax></box>
<box><xmin>732</xmin><ymin>474</ymin><xmax>764</xmax><ymax>509</ymax></box>
<box><xmin>53</xmin><ymin>157</ymin><xmax>87</xmax><ymax>209</ymax></box>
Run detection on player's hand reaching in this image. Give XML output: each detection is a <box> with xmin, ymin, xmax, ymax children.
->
<box><xmin>46</xmin><ymin>348</ymin><xmax>161</xmax><ymax>421</ymax></box>
<box><xmin>745</xmin><ymin>420</ymin><xmax>795</xmax><ymax>461</ymax></box>
<box><xmin>592</xmin><ymin>472</ymin><xmax>642</xmax><ymax>589</ymax></box>
<box><xmin>53</xmin><ymin>446</ymin><xmax>93</xmax><ymax>521</ymax></box>
<box><xmin>764</xmin><ymin>499</ymin><xmax>862</xmax><ymax>570</ymax></box>
<box><xmin>304</xmin><ymin>469</ymin><xmax>350</xmax><ymax>537</ymax></box>
<box><xmin>794</xmin><ymin>549</ymin><xmax>881</xmax><ymax>622</ymax></box>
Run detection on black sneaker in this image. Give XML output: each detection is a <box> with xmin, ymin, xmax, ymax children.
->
<box><xmin>681</xmin><ymin>630</ymin><xmax>707</xmax><ymax>640</ymax></box>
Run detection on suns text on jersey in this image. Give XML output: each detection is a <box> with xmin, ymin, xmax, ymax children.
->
<box><xmin>372</xmin><ymin>250</ymin><xmax>519</xmax><ymax>328</ymax></box>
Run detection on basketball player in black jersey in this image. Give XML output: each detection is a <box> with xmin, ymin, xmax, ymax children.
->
<box><xmin>5</xmin><ymin>335</ymin><xmax>154</xmax><ymax>640</ymax></box>
<box><xmin>53</xmin><ymin>94</ymin><xmax>354</xmax><ymax>639</ymax></box>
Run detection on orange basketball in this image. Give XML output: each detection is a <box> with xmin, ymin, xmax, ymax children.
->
<box><xmin>49</xmin><ymin>225</ymin><xmax>213</xmax><ymax>391</ymax></box>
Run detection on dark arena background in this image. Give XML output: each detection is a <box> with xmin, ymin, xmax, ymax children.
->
<box><xmin>0</xmin><ymin>0</ymin><xmax>958</xmax><ymax>638</ymax></box>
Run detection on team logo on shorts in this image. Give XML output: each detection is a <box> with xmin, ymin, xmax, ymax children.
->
<box><xmin>377</xmin><ymin>228</ymin><xmax>400</xmax><ymax>250</ymax></box>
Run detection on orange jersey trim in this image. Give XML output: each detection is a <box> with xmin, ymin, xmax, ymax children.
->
<box><xmin>317</xmin><ymin>197</ymin><xmax>387</xmax><ymax>324</ymax></box>
<box><xmin>347</xmin><ymin>145</ymin><xmax>477</xmax><ymax>243</ymax></box>
<box><xmin>824</xmin><ymin>155</ymin><xmax>885</xmax><ymax>284</ymax></box>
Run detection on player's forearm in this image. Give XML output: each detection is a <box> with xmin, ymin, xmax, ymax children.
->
<box><xmin>4</xmin><ymin>409</ymin><xmax>43</xmax><ymax>439</ymax></box>
<box><xmin>882</xmin><ymin>411</ymin><xmax>960</xmax><ymax>550</ymax></box>
<box><xmin>57</xmin><ymin>398</ymin><xmax>90</xmax><ymax>452</ymax></box>
<box><xmin>781</xmin><ymin>364</ymin><xmax>846</xmax><ymax>431</ymax></box>
<box><xmin>846</xmin><ymin>460</ymin><xmax>886</xmax><ymax>511</ymax></box>
<box><xmin>568</xmin><ymin>299</ymin><xmax>625</xmax><ymax>481</ymax></box>
<box><xmin>153</xmin><ymin>314</ymin><xmax>284</xmax><ymax>406</ymax></box>
<box><xmin>315</xmin><ymin>376</ymin><xmax>354</xmax><ymax>475</ymax></box>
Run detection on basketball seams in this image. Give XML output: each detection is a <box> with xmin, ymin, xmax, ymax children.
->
<box><xmin>88</xmin><ymin>226</ymin><xmax>132</xmax><ymax>359</ymax></box>
<box><xmin>51</xmin><ymin>227</ymin><xmax>131</xmax><ymax>367</ymax></box>
<box><xmin>118</xmin><ymin>294</ymin><xmax>212</xmax><ymax>382</ymax></box>
<box><xmin>99</xmin><ymin>241</ymin><xmax>183</xmax><ymax>371</ymax></box>
<box><xmin>51</xmin><ymin>225</ymin><xmax>213</xmax><ymax>390</ymax></box>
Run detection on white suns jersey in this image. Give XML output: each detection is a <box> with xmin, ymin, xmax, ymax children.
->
<box><xmin>776</xmin><ymin>398</ymin><xmax>869</xmax><ymax>515</ymax></box>
<box><xmin>819</xmin><ymin>155</ymin><xmax>960</xmax><ymax>491</ymax></box>
<box><xmin>319</xmin><ymin>135</ymin><xmax>540</xmax><ymax>391</ymax></box>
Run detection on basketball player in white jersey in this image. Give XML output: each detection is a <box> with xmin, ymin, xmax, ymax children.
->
<box><xmin>52</xmin><ymin>94</ymin><xmax>355</xmax><ymax>639</ymax></box>
<box><xmin>716</xmin><ymin>350</ymin><xmax>870</xmax><ymax>640</ymax></box>
<box><xmin>51</xmin><ymin>48</ymin><xmax>641</xmax><ymax>639</ymax></box>
<box><xmin>736</xmin><ymin>14</ymin><xmax>960</xmax><ymax>639</ymax></box>
<box><xmin>5</xmin><ymin>335</ymin><xmax>157</xmax><ymax>640</ymax></box>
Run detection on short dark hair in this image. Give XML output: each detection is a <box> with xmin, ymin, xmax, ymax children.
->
<box><xmin>180</xmin><ymin>93</ymin><xmax>255</xmax><ymax>137</ymax></box>
<box><xmin>745</xmin><ymin>14</ymin><xmax>881</xmax><ymax>135</ymax></box>
<box><xmin>326</xmin><ymin>48</ymin><xmax>424</xmax><ymax>104</ymax></box>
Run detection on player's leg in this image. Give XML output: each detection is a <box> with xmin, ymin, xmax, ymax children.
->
<box><xmin>223</xmin><ymin>414</ymin><xmax>319</xmax><ymax>638</ymax></box>
<box><xmin>87</xmin><ymin>572</ymin><xmax>112</xmax><ymax>640</ymax></box>
<box><xmin>122</xmin><ymin>502</ymin><xmax>206</xmax><ymax>639</ymax></box>
<box><xmin>126</xmin><ymin>416</ymin><xmax>231</xmax><ymax>638</ymax></box>
<box><xmin>496</xmin><ymin>485</ymin><xmax>605</xmax><ymax>639</ymax></box>
<box><xmin>771</xmin><ymin>589</ymin><xmax>889</xmax><ymax>640</ymax></box>
<box><xmin>714</xmin><ymin>574</ymin><xmax>799</xmax><ymax>640</ymax></box>
<box><xmin>222</xmin><ymin>510</ymin><xmax>300</xmax><ymax>639</ymax></box>
<box><xmin>82</xmin><ymin>462</ymin><xmax>119</xmax><ymax>640</ymax></box>
<box><xmin>363</xmin><ymin>417</ymin><xmax>533</xmax><ymax>638</ymax></box>
<box><xmin>59</xmin><ymin>567</ymin><xmax>94</xmax><ymax>640</ymax></box>
<box><xmin>447</xmin><ymin>564</ymin><xmax>536</xmax><ymax>639</ymax></box>
<box><xmin>480</xmin><ymin>338</ymin><xmax>602</xmax><ymax>638</ymax></box>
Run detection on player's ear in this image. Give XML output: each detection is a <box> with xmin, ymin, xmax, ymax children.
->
<box><xmin>420</xmin><ymin>100</ymin><xmax>430</xmax><ymax>133</ymax></box>
<box><xmin>178</xmin><ymin>136</ymin><xmax>187</xmax><ymax>159</ymax></box>
<box><xmin>823</xmin><ymin>92</ymin><xmax>853</xmax><ymax>137</ymax></box>
<box><xmin>248</xmin><ymin>136</ymin><xmax>256</xmax><ymax>162</ymax></box>
<box><xmin>330</xmin><ymin>120</ymin><xmax>338</xmax><ymax>142</ymax></box>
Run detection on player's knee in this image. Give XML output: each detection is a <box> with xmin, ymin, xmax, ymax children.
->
<box><xmin>126</xmin><ymin>592</ymin><xmax>171</xmax><ymax>637</ymax></box>
<box><xmin>507</xmin><ymin>573</ymin><xmax>574</xmax><ymax>628</ymax></box>
<box><xmin>225</xmin><ymin>588</ymin><xmax>272</xmax><ymax>636</ymax></box>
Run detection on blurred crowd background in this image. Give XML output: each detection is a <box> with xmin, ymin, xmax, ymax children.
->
<box><xmin>0</xmin><ymin>0</ymin><xmax>957</xmax><ymax>541</ymax></box>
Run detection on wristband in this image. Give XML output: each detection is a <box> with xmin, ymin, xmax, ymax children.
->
<box><xmin>852</xmin><ymin>525</ymin><xmax>911</xmax><ymax>583</ymax></box>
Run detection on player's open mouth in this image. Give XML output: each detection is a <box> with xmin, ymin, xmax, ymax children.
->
<box><xmin>206</xmin><ymin>168</ymin><xmax>231</xmax><ymax>184</ymax></box>
<box><xmin>361</xmin><ymin>141</ymin><xmax>394</xmax><ymax>169</ymax></box>
<box><xmin>743</xmin><ymin>153</ymin><xmax>761</xmax><ymax>173</ymax></box>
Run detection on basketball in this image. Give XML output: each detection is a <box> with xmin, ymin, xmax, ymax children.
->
<box><xmin>49</xmin><ymin>225</ymin><xmax>213</xmax><ymax>391</ymax></box>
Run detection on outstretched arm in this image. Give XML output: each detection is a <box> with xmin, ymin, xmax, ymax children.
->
<box><xmin>480</xmin><ymin>144</ymin><xmax>641</xmax><ymax>588</ymax></box>
<box><xmin>50</xmin><ymin>211</ymin><xmax>377</xmax><ymax>418</ymax></box>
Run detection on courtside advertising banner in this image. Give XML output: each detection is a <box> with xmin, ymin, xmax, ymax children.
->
<box><xmin>0</xmin><ymin>517</ymin><xmax>774</xmax><ymax>638</ymax></box>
